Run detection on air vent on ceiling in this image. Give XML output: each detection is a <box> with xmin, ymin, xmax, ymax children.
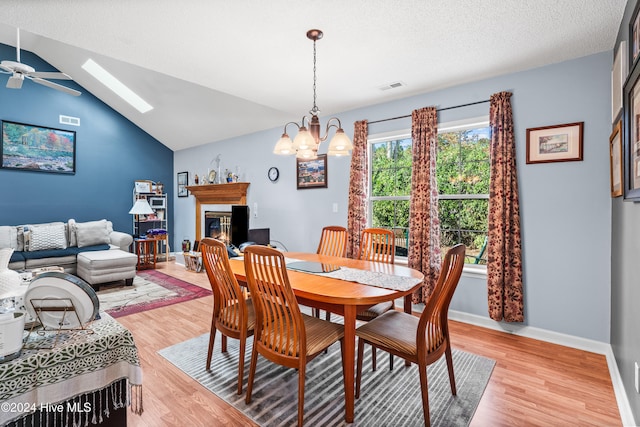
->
<box><xmin>59</xmin><ymin>115</ymin><xmax>80</xmax><ymax>126</ymax></box>
<box><xmin>379</xmin><ymin>81</ymin><xmax>406</xmax><ymax>91</ymax></box>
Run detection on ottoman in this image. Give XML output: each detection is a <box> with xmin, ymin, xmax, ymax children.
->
<box><xmin>77</xmin><ymin>250</ymin><xmax>138</xmax><ymax>290</ymax></box>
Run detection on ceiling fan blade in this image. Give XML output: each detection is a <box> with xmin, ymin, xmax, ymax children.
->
<box><xmin>29</xmin><ymin>71</ymin><xmax>72</xmax><ymax>80</ymax></box>
<box><xmin>6</xmin><ymin>74</ymin><xmax>24</xmax><ymax>89</ymax></box>
<box><xmin>30</xmin><ymin>77</ymin><xmax>81</xmax><ymax>96</ymax></box>
<box><xmin>0</xmin><ymin>63</ymin><xmax>13</xmax><ymax>74</ymax></box>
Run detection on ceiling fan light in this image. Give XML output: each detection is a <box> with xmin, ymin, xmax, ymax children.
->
<box><xmin>273</xmin><ymin>134</ymin><xmax>294</xmax><ymax>155</ymax></box>
<box><xmin>6</xmin><ymin>74</ymin><xmax>23</xmax><ymax>89</ymax></box>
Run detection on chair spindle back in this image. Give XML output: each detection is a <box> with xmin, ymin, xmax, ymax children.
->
<box><xmin>201</xmin><ymin>237</ymin><xmax>248</xmax><ymax>332</ymax></box>
<box><xmin>359</xmin><ymin>228</ymin><xmax>395</xmax><ymax>264</ymax></box>
<box><xmin>316</xmin><ymin>226</ymin><xmax>348</xmax><ymax>258</ymax></box>
<box><xmin>244</xmin><ymin>246</ymin><xmax>306</xmax><ymax>359</ymax></box>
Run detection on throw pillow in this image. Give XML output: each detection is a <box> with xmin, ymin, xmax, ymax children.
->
<box><xmin>75</xmin><ymin>220</ymin><xmax>110</xmax><ymax>248</ymax></box>
<box><xmin>68</xmin><ymin>219</ymin><xmax>77</xmax><ymax>247</ymax></box>
<box><xmin>16</xmin><ymin>226</ymin><xmax>26</xmax><ymax>251</ymax></box>
<box><xmin>0</xmin><ymin>226</ymin><xmax>18</xmax><ymax>250</ymax></box>
<box><xmin>25</xmin><ymin>223</ymin><xmax>68</xmax><ymax>251</ymax></box>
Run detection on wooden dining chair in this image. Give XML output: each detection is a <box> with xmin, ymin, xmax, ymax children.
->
<box><xmin>355</xmin><ymin>244</ymin><xmax>466</xmax><ymax>427</ymax></box>
<box><xmin>316</xmin><ymin>225</ymin><xmax>348</xmax><ymax>257</ymax></box>
<box><xmin>313</xmin><ymin>226</ymin><xmax>348</xmax><ymax>319</ymax></box>
<box><xmin>200</xmin><ymin>237</ymin><xmax>255</xmax><ymax>395</ymax></box>
<box><xmin>358</xmin><ymin>227</ymin><xmax>395</xmax><ymax>264</ymax></box>
<box><xmin>243</xmin><ymin>245</ymin><xmax>345</xmax><ymax>427</ymax></box>
<box><xmin>357</xmin><ymin>227</ymin><xmax>396</xmax><ymax>370</ymax></box>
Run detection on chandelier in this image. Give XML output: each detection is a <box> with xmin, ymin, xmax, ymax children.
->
<box><xmin>273</xmin><ymin>29</ymin><xmax>353</xmax><ymax>159</ymax></box>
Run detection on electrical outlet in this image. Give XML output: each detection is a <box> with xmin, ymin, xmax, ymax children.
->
<box><xmin>253</xmin><ymin>202</ymin><xmax>258</xmax><ymax>218</ymax></box>
<box><xmin>332</xmin><ymin>203</ymin><xmax>338</xmax><ymax>213</ymax></box>
<box><xmin>635</xmin><ymin>362</ymin><xmax>639</xmax><ymax>393</ymax></box>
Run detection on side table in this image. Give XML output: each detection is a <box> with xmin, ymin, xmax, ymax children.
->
<box><xmin>134</xmin><ymin>238</ymin><xmax>157</xmax><ymax>270</ymax></box>
<box><xmin>152</xmin><ymin>233</ymin><xmax>170</xmax><ymax>262</ymax></box>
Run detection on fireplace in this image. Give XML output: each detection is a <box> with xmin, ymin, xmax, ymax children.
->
<box><xmin>185</xmin><ymin>183</ymin><xmax>250</xmax><ymax>242</ymax></box>
<box><xmin>204</xmin><ymin>211</ymin><xmax>232</xmax><ymax>243</ymax></box>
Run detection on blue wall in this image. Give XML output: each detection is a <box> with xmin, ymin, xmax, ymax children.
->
<box><xmin>0</xmin><ymin>43</ymin><xmax>173</xmax><ymax>237</ymax></box>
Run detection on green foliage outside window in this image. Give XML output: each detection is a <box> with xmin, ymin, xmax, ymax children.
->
<box><xmin>370</xmin><ymin>127</ymin><xmax>490</xmax><ymax>262</ymax></box>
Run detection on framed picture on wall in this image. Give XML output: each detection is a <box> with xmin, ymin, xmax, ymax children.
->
<box><xmin>525</xmin><ymin>122</ymin><xmax>584</xmax><ymax>164</ymax></box>
<box><xmin>134</xmin><ymin>180</ymin><xmax>153</xmax><ymax>194</ymax></box>
<box><xmin>612</xmin><ymin>40</ymin><xmax>627</xmax><ymax>123</ymax></box>
<box><xmin>1</xmin><ymin>120</ymin><xmax>76</xmax><ymax>174</ymax></box>
<box><xmin>610</xmin><ymin>120</ymin><xmax>623</xmax><ymax>198</ymax></box>
<box><xmin>623</xmin><ymin>54</ymin><xmax>640</xmax><ymax>200</ymax></box>
<box><xmin>296</xmin><ymin>154</ymin><xmax>327</xmax><ymax>189</ymax></box>
<box><xmin>631</xmin><ymin>1</ymin><xmax>640</xmax><ymax>67</ymax></box>
<box><xmin>177</xmin><ymin>171</ymin><xmax>189</xmax><ymax>197</ymax></box>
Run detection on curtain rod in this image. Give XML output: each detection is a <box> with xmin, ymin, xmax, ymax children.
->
<box><xmin>367</xmin><ymin>99</ymin><xmax>491</xmax><ymax>125</ymax></box>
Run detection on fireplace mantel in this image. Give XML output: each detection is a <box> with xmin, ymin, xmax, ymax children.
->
<box><xmin>186</xmin><ymin>182</ymin><xmax>250</xmax><ymax>241</ymax></box>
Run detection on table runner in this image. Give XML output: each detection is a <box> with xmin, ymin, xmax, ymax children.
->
<box><xmin>0</xmin><ymin>312</ymin><xmax>143</xmax><ymax>426</ymax></box>
<box><xmin>284</xmin><ymin>257</ymin><xmax>423</xmax><ymax>292</ymax></box>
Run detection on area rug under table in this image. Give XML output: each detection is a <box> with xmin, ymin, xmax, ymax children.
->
<box><xmin>97</xmin><ymin>270</ymin><xmax>211</xmax><ymax>318</ymax></box>
<box><xmin>158</xmin><ymin>332</ymin><xmax>495</xmax><ymax>426</ymax></box>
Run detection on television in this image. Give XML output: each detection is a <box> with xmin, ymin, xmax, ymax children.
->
<box><xmin>248</xmin><ymin>228</ymin><xmax>270</xmax><ymax>246</ymax></box>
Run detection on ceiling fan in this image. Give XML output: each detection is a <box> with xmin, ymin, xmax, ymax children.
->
<box><xmin>0</xmin><ymin>28</ymin><xmax>80</xmax><ymax>96</ymax></box>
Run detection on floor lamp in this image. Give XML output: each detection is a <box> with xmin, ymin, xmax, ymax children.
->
<box><xmin>129</xmin><ymin>199</ymin><xmax>154</xmax><ymax>238</ymax></box>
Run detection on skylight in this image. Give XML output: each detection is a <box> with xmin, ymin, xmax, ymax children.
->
<box><xmin>82</xmin><ymin>59</ymin><xmax>153</xmax><ymax>113</ymax></box>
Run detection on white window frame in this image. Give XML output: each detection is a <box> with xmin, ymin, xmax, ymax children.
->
<box><xmin>367</xmin><ymin>116</ymin><xmax>490</xmax><ymax>278</ymax></box>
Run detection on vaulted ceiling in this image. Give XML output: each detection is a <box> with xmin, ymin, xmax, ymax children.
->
<box><xmin>0</xmin><ymin>1</ymin><xmax>627</xmax><ymax>151</ymax></box>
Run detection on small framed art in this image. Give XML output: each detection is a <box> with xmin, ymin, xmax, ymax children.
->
<box><xmin>134</xmin><ymin>180</ymin><xmax>153</xmax><ymax>194</ymax></box>
<box><xmin>525</xmin><ymin>122</ymin><xmax>584</xmax><ymax>164</ymax></box>
<box><xmin>296</xmin><ymin>155</ymin><xmax>327</xmax><ymax>189</ymax></box>
<box><xmin>177</xmin><ymin>171</ymin><xmax>189</xmax><ymax>197</ymax></box>
<box><xmin>609</xmin><ymin>120</ymin><xmax>623</xmax><ymax>198</ymax></box>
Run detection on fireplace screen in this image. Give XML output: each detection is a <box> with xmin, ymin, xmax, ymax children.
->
<box><xmin>204</xmin><ymin>211</ymin><xmax>232</xmax><ymax>244</ymax></box>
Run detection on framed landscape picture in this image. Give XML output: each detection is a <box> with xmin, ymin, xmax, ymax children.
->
<box><xmin>296</xmin><ymin>154</ymin><xmax>327</xmax><ymax>189</ymax></box>
<box><xmin>1</xmin><ymin>120</ymin><xmax>76</xmax><ymax>174</ymax></box>
<box><xmin>525</xmin><ymin>122</ymin><xmax>584</xmax><ymax>164</ymax></box>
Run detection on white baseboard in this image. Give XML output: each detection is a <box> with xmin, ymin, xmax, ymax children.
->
<box><xmin>449</xmin><ymin>310</ymin><xmax>636</xmax><ymax>426</ymax></box>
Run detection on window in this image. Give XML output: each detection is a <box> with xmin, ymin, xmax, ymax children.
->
<box><xmin>368</xmin><ymin>117</ymin><xmax>491</xmax><ymax>264</ymax></box>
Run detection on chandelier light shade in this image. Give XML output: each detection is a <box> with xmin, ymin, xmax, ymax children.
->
<box><xmin>273</xmin><ymin>29</ymin><xmax>353</xmax><ymax>159</ymax></box>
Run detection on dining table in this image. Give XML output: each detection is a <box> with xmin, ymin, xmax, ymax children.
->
<box><xmin>228</xmin><ymin>251</ymin><xmax>424</xmax><ymax>423</ymax></box>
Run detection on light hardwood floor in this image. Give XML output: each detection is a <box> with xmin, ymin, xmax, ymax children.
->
<box><xmin>119</xmin><ymin>262</ymin><xmax>622</xmax><ymax>427</ymax></box>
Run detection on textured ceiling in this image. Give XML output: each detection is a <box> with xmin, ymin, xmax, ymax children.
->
<box><xmin>0</xmin><ymin>0</ymin><xmax>627</xmax><ymax>151</ymax></box>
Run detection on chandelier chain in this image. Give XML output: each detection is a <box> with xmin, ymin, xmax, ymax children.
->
<box><xmin>311</xmin><ymin>38</ymin><xmax>319</xmax><ymax>115</ymax></box>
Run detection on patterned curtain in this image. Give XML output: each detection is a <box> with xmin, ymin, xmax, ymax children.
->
<box><xmin>346</xmin><ymin>120</ymin><xmax>368</xmax><ymax>258</ymax></box>
<box><xmin>487</xmin><ymin>91</ymin><xmax>524</xmax><ymax>322</ymax></box>
<box><xmin>408</xmin><ymin>107</ymin><xmax>441</xmax><ymax>303</ymax></box>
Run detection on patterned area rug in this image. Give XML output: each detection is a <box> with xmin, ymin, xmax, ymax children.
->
<box><xmin>97</xmin><ymin>270</ymin><xmax>211</xmax><ymax>318</ymax></box>
<box><xmin>159</xmin><ymin>331</ymin><xmax>494</xmax><ymax>426</ymax></box>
